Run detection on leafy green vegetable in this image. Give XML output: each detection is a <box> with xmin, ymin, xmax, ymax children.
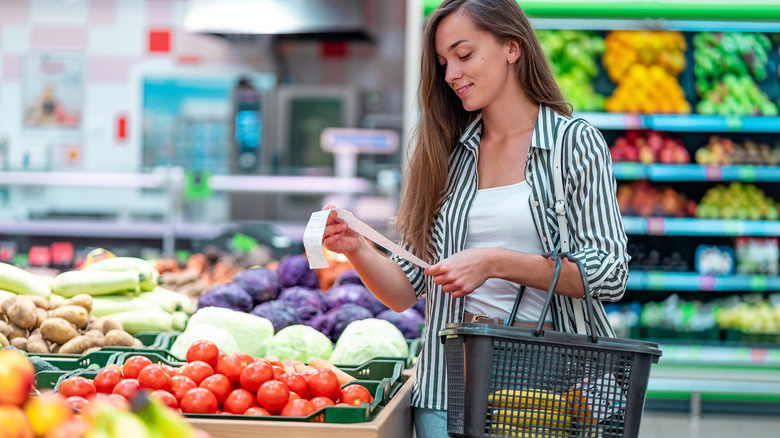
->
<box><xmin>328</xmin><ymin>318</ymin><xmax>409</xmax><ymax>365</ymax></box>
<box><xmin>186</xmin><ymin>306</ymin><xmax>273</xmax><ymax>357</ymax></box>
<box><xmin>263</xmin><ymin>325</ymin><xmax>333</xmax><ymax>363</ymax></box>
<box><xmin>170</xmin><ymin>324</ymin><xmax>239</xmax><ymax>359</ymax></box>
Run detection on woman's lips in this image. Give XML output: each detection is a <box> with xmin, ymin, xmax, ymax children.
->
<box><xmin>455</xmin><ymin>84</ymin><xmax>472</xmax><ymax>98</ymax></box>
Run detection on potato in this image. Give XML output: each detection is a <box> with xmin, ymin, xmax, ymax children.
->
<box><xmin>47</xmin><ymin>295</ymin><xmax>65</xmax><ymax>311</ymax></box>
<box><xmin>100</xmin><ymin>318</ymin><xmax>124</xmax><ymax>334</ymax></box>
<box><xmin>34</xmin><ymin>307</ymin><xmax>48</xmax><ymax>329</ymax></box>
<box><xmin>50</xmin><ymin>306</ymin><xmax>89</xmax><ymax>329</ymax></box>
<box><xmin>104</xmin><ymin>329</ymin><xmax>136</xmax><ymax>347</ymax></box>
<box><xmin>0</xmin><ymin>333</ymin><xmax>8</xmax><ymax>348</ymax></box>
<box><xmin>26</xmin><ymin>334</ymin><xmax>50</xmax><ymax>354</ymax></box>
<box><xmin>28</xmin><ymin>295</ymin><xmax>48</xmax><ymax>310</ymax></box>
<box><xmin>0</xmin><ymin>321</ymin><xmax>12</xmax><ymax>338</ymax></box>
<box><xmin>10</xmin><ymin>337</ymin><xmax>27</xmax><ymax>350</ymax></box>
<box><xmin>84</xmin><ymin>329</ymin><xmax>105</xmax><ymax>347</ymax></box>
<box><xmin>5</xmin><ymin>296</ymin><xmax>37</xmax><ymax>330</ymax></box>
<box><xmin>8</xmin><ymin>324</ymin><xmax>28</xmax><ymax>340</ymax></box>
<box><xmin>50</xmin><ymin>344</ymin><xmax>60</xmax><ymax>354</ymax></box>
<box><xmin>58</xmin><ymin>335</ymin><xmax>92</xmax><ymax>355</ymax></box>
<box><xmin>40</xmin><ymin>318</ymin><xmax>79</xmax><ymax>344</ymax></box>
<box><xmin>82</xmin><ymin>347</ymin><xmax>102</xmax><ymax>355</ymax></box>
<box><xmin>30</xmin><ymin>328</ymin><xmax>41</xmax><ymax>338</ymax></box>
<box><xmin>132</xmin><ymin>338</ymin><xmax>143</xmax><ymax>347</ymax></box>
<box><xmin>65</xmin><ymin>294</ymin><xmax>93</xmax><ymax>313</ymax></box>
<box><xmin>86</xmin><ymin>318</ymin><xmax>104</xmax><ymax>333</ymax></box>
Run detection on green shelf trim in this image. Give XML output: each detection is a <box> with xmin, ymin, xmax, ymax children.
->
<box><xmin>648</xmin><ymin>391</ymin><xmax>780</xmax><ymax>402</ymax></box>
<box><xmin>423</xmin><ymin>0</ymin><xmax>780</xmax><ymax>21</ymax></box>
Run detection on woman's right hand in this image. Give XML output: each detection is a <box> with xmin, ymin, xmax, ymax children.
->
<box><xmin>321</xmin><ymin>204</ymin><xmax>363</xmax><ymax>255</ymax></box>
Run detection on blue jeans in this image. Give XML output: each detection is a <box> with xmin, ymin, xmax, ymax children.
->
<box><xmin>414</xmin><ymin>407</ymin><xmax>449</xmax><ymax>438</ymax></box>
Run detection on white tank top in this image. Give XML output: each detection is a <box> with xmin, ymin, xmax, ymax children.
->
<box><xmin>464</xmin><ymin>181</ymin><xmax>552</xmax><ymax>322</ymax></box>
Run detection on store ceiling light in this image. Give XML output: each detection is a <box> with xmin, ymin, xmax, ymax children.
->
<box><xmin>183</xmin><ymin>0</ymin><xmax>372</xmax><ymax>41</ymax></box>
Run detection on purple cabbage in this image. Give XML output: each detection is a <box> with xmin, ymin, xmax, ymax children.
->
<box><xmin>320</xmin><ymin>304</ymin><xmax>373</xmax><ymax>341</ymax></box>
<box><xmin>277</xmin><ymin>254</ymin><xmax>320</xmax><ymax>289</ymax></box>
<box><xmin>250</xmin><ymin>300</ymin><xmax>301</xmax><ymax>332</ymax></box>
<box><xmin>232</xmin><ymin>267</ymin><xmax>281</xmax><ymax>305</ymax></box>
<box><xmin>197</xmin><ymin>283</ymin><xmax>254</xmax><ymax>313</ymax></box>
<box><xmin>412</xmin><ymin>295</ymin><xmax>426</xmax><ymax>316</ymax></box>
<box><xmin>324</xmin><ymin>284</ymin><xmax>388</xmax><ymax>316</ymax></box>
<box><xmin>278</xmin><ymin>286</ymin><xmax>327</xmax><ymax>323</ymax></box>
<box><xmin>335</xmin><ymin>270</ymin><xmax>364</xmax><ymax>287</ymax></box>
<box><xmin>376</xmin><ymin>308</ymin><xmax>425</xmax><ymax>339</ymax></box>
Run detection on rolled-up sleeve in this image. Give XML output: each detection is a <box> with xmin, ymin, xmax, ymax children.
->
<box><xmin>564</xmin><ymin>123</ymin><xmax>630</xmax><ymax>301</ymax></box>
<box><xmin>391</xmin><ymin>249</ymin><xmax>426</xmax><ymax>298</ymax></box>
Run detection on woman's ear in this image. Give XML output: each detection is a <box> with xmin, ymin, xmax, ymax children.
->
<box><xmin>506</xmin><ymin>40</ymin><xmax>521</xmax><ymax>64</ymax></box>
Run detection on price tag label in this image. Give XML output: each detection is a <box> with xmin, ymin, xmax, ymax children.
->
<box><xmin>704</xmin><ymin>166</ymin><xmax>722</xmax><ymax>181</ymax></box>
<box><xmin>50</xmin><ymin>242</ymin><xmax>74</xmax><ymax>266</ymax></box>
<box><xmin>750</xmin><ymin>275</ymin><xmax>767</xmax><ymax>291</ymax></box>
<box><xmin>750</xmin><ymin>348</ymin><xmax>769</xmax><ymax>363</ymax></box>
<box><xmin>647</xmin><ymin>218</ymin><xmax>665</xmax><ymax>235</ymax></box>
<box><xmin>648</xmin><ymin>271</ymin><xmax>665</xmax><ymax>290</ymax></box>
<box><xmin>698</xmin><ymin>275</ymin><xmax>716</xmax><ymax>290</ymax></box>
<box><xmin>28</xmin><ymin>246</ymin><xmax>51</xmax><ymax>267</ymax></box>
<box><xmin>724</xmin><ymin>220</ymin><xmax>742</xmax><ymax>236</ymax></box>
<box><xmin>624</xmin><ymin>114</ymin><xmax>643</xmax><ymax>130</ymax></box>
<box><xmin>738</xmin><ymin>166</ymin><xmax>757</xmax><ymax>181</ymax></box>
<box><xmin>725</xmin><ymin>117</ymin><xmax>743</xmax><ymax>131</ymax></box>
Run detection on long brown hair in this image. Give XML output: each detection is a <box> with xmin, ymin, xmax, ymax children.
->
<box><xmin>395</xmin><ymin>0</ymin><xmax>572</xmax><ymax>259</ymax></box>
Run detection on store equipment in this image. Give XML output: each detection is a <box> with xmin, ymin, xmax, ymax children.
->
<box><xmin>441</xmin><ymin>253</ymin><xmax>662</xmax><ymax>438</ymax></box>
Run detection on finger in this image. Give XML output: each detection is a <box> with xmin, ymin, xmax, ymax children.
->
<box><xmin>323</xmin><ymin>222</ymin><xmax>348</xmax><ymax>238</ymax></box>
<box><xmin>322</xmin><ymin>203</ymin><xmax>338</xmax><ymax>210</ymax></box>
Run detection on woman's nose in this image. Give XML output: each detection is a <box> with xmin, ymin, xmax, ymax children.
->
<box><xmin>444</xmin><ymin>63</ymin><xmax>461</xmax><ymax>84</ymax></box>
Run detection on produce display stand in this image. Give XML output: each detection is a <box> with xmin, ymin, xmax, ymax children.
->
<box><xmin>187</xmin><ymin>372</ymin><xmax>415</xmax><ymax>438</ymax></box>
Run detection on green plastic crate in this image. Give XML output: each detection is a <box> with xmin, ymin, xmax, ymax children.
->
<box><xmin>335</xmin><ymin>358</ymin><xmax>404</xmax><ymax>390</ymax></box>
<box><xmin>34</xmin><ymin>351</ymin><xmax>122</xmax><ymax>390</ymax></box>
<box><xmin>110</xmin><ymin>351</ymin><xmax>186</xmax><ymax>367</ymax></box>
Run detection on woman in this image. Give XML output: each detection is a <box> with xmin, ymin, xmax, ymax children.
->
<box><xmin>321</xmin><ymin>0</ymin><xmax>629</xmax><ymax>436</ymax></box>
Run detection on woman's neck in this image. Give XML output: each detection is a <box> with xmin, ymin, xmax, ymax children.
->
<box><xmin>481</xmin><ymin>93</ymin><xmax>539</xmax><ymax>141</ymax></box>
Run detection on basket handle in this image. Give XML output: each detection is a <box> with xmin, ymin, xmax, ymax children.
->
<box><xmin>506</xmin><ymin>251</ymin><xmax>598</xmax><ymax>343</ymax></box>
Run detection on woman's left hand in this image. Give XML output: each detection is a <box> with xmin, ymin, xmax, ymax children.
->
<box><xmin>425</xmin><ymin>249</ymin><xmax>494</xmax><ymax>298</ymax></box>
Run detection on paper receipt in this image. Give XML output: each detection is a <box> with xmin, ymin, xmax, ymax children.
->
<box><xmin>303</xmin><ymin>208</ymin><xmax>430</xmax><ymax>270</ymax></box>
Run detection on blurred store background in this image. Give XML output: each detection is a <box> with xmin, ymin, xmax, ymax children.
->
<box><xmin>2</xmin><ymin>1</ymin><xmax>780</xmax><ymax>435</ymax></box>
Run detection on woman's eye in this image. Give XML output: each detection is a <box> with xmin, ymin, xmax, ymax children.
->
<box><xmin>459</xmin><ymin>54</ymin><xmax>470</xmax><ymax>60</ymax></box>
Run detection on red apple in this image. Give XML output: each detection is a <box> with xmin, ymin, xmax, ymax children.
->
<box><xmin>0</xmin><ymin>349</ymin><xmax>35</xmax><ymax>407</ymax></box>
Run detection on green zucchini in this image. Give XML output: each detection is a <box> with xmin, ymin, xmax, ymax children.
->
<box><xmin>0</xmin><ymin>262</ymin><xmax>52</xmax><ymax>298</ymax></box>
<box><xmin>81</xmin><ymin>257</ymin><xmax>160</xmax><ymax>291</ymax></box>
<box><xmin>53</xmin><ymin>270</ymin><xmax>140</xmax><ymax>298</ymax></box>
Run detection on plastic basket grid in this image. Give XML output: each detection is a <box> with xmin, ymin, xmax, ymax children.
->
<box><xmin>443</xmin><ymin>325</ymin><xmax>659</xmax><ymax>438</ymax></box>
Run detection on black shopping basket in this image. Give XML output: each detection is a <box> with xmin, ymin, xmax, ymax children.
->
<box><xmin>440</xmin><ymin>253</ymin><xmax>662</xmax><ymax>438</ymax></box>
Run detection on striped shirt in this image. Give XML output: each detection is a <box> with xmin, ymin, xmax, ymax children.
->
<box><xmin>392</xmin><ymin>104</ymin><xmax>630</xmax><ymax>411</ymax></box>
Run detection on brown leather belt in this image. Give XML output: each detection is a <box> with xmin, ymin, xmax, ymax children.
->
<box><xmin>463</xmin><ymin>312</ymin><xmax>554</xmax><ymax>330</ymax></box>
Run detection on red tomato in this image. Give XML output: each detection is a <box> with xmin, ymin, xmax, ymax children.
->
<box><xmin>280</xmin><ymin>399</ymin><xmax>317</xmax><ymax>417</ymax></box>
<box><xmin>307</xmin><ymin>369</ymin><xmax>341</xmax><ymax>402</ymax></box>
<box><xmin>223</xmin><ymin>388</ymin><xmax>259</xmax><ymax>415</ymax></box>
<box><xmin>171</xmin><ymin>375</ymin><xmax>198</xmax><ymax>404</ymax></box>
<box><xmin>122</xmin><ymin>356</ymin><xmax>153</xmax><ymax>380</ymax></box>
<box><xmin>288</xmin><ymin>392</ymin><xmax>301</xmax><ymax>401</ymax></box>
<box><xmin>244</xmin><ymin>406</ymin><xmax>271</xmax><ymax>416</ymax></box>
<box><xmin>186</xmin><ymin>340</ymin><xmax>220</xmax><ymax>368</ymax></box>
<box><xmin>105</xmin><ymin>394</ymin><xmax>130</xmax><ymax>410</ymax></box>
<box><xmin>59</xmin><ymin>376</ymin><xmax>97</xmax><ymax>399</ymax></box>
<box><xmin>177</xmin><ymin>361</ymin><xmax>214</xmax><ymax>386</ymax></box>
<box><xmin>159</xmin><ymin>364</ymin><xmax>178</xmax><ymax>378</ymax></box>
<box><xmin>199</xmin><ymin>374</ymin><xmax>232</xmax><ymax>407</ymax></box>
<box><xmin>180</xmin><ymin>388</ymin><xmax>218</xmax><ymax>414</ymax></box>
<box><xmin>256</xmin><ymin>380</ymin><xmax>290</xmax><ymax>414</ymax></box>
<box><xmin>93</xmin><ymin>366</ymin><xmax>123</xmax><ymax>394</ymax></box>
<box><xmin>272</xmin><ymin>366</ymin><xmax>286</xmax><ymax>380</ymax></box>
<box><xmin>112</xmin><ymin>379</ymin><xmax>140</xmax><ymax>401</ymax></box>
<box><xmin>138</xmin><ymin>364</ymin><xmax>173</xmax><ymax>393</ymax></box>
<box><xmin>215</xmin><ymin>353</ymin><xmax>254</xmax><ymax>385</ymax></box>
<box><xmin>340</xmin><ymin>385</ymin><xmax>372</xmax><ymax>406</ymax></box>
<box><xmin>310</xmin><ymin>396</ymin><xmax>335</xmax><ymax>410</ymax></box>
<box><xmin>277</xmin><ymin>373</ymin><xmax>309</xmax><ymax>399</ymax></box>
<box><xmin>150</xmin><ymin>390</ymin><xmax>178</xmax><ymax>410</ymax></box>
<box><xmin>66</xmin><ymin>396</ymin><xmax>89</xmax><ymax>411</ymax></box>
<box><xmin>239</xmin><ymin>361</ymin><xmax>274</xmax><ymax>393</ymax></box>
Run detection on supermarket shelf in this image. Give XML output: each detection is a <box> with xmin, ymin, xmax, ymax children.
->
<box><xmin>623</xmin><ymin>217</ymin><xmax>780</xmax><ymax>236</ymax></box>
<box><xmin>613</xmin><ymin>163</ymin><xmax>780</xmax><ymax>182</ymax></box>
<box><xmin>627</xmin><ymin>271</ymin><xmax>780</xmax><ymax>292</ymax></box>
<box><xmin>0</xmin><ymin>219</ymin><xmax>234</xmax><ymax>240</ymax></box>
<box><xmin>575</xmin><ymin>113</ymin><xmax>780</xmax><ymax>133</ymax></box>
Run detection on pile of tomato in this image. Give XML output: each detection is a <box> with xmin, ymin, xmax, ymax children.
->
<box><xmin>56</xmin><ymin>340</ymin><xmax>374</xmax><ymax>418</ymax></box>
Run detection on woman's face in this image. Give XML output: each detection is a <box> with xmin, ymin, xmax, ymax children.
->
<box><xmin>434</xmin><ymin>10</ymin><xmax>517</xmax><ymax>112</ymax></box>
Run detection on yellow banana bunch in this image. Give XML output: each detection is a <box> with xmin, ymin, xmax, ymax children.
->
<box><xmin>488</xmin><ymin>388</ymin><xmax>569</xmax><ymax>411</ymax></box>
<box><xmin>491</xmin><ymin>408</ymin><xmax>572</xmax><ymax>430</ymax></box>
